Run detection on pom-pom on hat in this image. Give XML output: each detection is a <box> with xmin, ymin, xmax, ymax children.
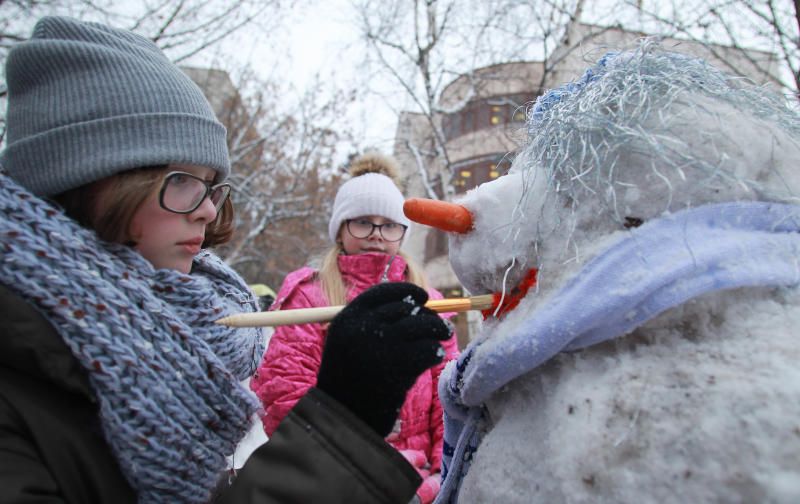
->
<box><xmin>328</xmin><ymin>153</ymin><xmax>411</xmax><ymax>242</ymax></box>
<box><xmin>1</xmin><ymin>16</ymin><xmax>230</xmax><ymax>197</ymax></box>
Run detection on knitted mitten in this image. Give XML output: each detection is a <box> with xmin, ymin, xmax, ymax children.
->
<box><xmin>316</xmin><ymin>282</ymin><xmax>449</xmax><ymax>437</ymax></box>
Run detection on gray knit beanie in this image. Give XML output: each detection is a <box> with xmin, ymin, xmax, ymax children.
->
<box><xmin>1</xmin><ymin>16</ymin><xmax>230</xmax><ymax>196</ymax></box>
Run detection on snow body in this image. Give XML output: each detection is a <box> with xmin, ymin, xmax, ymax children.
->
<box><xmin>439</xmin><ymin>43</ymin><xmax>800</xmax><ymax>503</ymax></box>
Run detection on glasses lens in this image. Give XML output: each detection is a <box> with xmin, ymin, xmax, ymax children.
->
<box><xmin>161</xmin><ymin>173</ymin><xmax>208</xmax><ymax>213</ymax></box>
<box><xmin>347</xmin><ymin>219</ymin><xmax>374</xmax><ymax>239</ymax></box>
<box><xmin>346</xmin><ymin>220</ymin><xmax>406</xmax><ymax>241</ymax></box>
<box><xmin>210</xmin><ymin>184</ymin><xmax>231</xmax><ymax>212</ymax></box>
<box><xmin>379</xmin><ymin>223</ymin><xmax>406</xmax><ymax>241</ymax></box>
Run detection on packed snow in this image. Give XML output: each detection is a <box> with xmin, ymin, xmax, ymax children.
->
<box><xmin>437</xmin><ymin>42</ymin><xmax>800</xmax><ymax>503</ymax></box>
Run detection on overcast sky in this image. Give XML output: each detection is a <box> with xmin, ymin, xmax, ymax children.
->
<box><xmin>193</xmin><ymin>1</ymin><xmax>401</xmax><ymax>155</ymax></box>
<box><xmin>185</xmin><ymin>0</ymin><xmax>796</xmax><ymax>157</ymax></box>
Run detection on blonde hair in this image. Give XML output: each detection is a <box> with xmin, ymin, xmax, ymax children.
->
<box><xmin>319</xmin><ymin>243</ymin><xmax>429</xmax><ymax>306</ymax></box>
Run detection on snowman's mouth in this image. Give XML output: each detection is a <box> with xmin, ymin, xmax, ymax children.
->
<box><xmin>480</xmin><ymin>268</ymin><xmax>539</xmax><ymax>319</ymax></box>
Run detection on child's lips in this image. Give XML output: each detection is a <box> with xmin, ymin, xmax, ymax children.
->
<box><xmin>177</xmin><ymin>237</ymin><xmax>203</xmax><ymax>254</ymax></box>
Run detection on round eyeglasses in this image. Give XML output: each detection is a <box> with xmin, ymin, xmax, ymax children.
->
<box><xmin>345</xmin><ymin>219</ymin><xmax>408</xmax><ymax>242</ymax></box>
<box><xmin>158</xmin><ymin>171</ymin><xmax>231</xmax><ymax>215</ymax></box>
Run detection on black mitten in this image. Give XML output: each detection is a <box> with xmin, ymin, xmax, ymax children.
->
<box><xmin>316</xmin><ymin>282</ymin><xmax>450</xmax><ymax>437</ymax></box>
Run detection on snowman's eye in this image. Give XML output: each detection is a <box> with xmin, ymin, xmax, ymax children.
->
<box><xmin>624</xmin><ymin>216</ymin><xmax>644</xmax><ymax>229</ymax></box>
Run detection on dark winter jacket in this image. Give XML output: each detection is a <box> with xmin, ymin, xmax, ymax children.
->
<box><xmin>0</xmin><ymin>284</ymin><xmax>421</xmax><ymax>503</ymax></box>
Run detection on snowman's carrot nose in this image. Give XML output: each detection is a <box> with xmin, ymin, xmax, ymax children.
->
<box><xmin>403</xmin><ymin>198</ymin><xmax>473</xmax><ymax>233</ymax></box>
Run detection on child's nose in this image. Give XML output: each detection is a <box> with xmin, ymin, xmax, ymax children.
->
<box><xmin>190</xmin><ymin>194</ymin><xmax>218</xmax><ymax>222</ymax></box>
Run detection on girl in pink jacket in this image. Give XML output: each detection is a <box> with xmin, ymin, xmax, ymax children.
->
<box><xmin>250</xmin><ymin>153</ymin><xmax>459</xmax><ymax>503</ymax></box>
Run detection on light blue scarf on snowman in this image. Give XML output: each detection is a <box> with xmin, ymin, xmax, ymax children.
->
<box><xmin>435</xmin><ymin>201</ymin><xmax>800</xmax><ymax>503</ymax></box>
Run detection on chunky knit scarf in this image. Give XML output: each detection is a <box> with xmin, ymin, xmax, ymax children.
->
<box><xmin>0</xmin><ymin>172</ymin><xmax>265</xmax><ymax>503</ymax></box>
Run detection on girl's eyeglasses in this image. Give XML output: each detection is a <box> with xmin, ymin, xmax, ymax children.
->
<box><xmin>158</xmin><ymin>171</ymin><xmax>231</xmax><ymax>215</ymax></box>
<box><xmin>345</xmin><ymin>219</ymin><xmax>407</xmax><ymax>242</ymax></box>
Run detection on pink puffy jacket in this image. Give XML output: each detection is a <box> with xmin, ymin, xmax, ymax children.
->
<box><xmin>250</xmin><ymin>253</ymin><xmax>459</xmax><ymax>503</ymax></box>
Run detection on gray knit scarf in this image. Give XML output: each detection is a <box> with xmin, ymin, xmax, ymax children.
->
<box><xmin>0</xmin><ymin>171</ymin><xmax>265</xmax><ymax>503</ymax></box>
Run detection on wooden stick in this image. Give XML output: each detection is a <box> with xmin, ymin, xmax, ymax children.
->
<box><xmin>215</xmin><ymin>294</ymin><xmax>496</xmax><ymax>328</ymax></box>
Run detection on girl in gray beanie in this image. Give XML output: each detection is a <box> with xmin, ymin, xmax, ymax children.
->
<box><xmin>0</xmin><ymin>16</ymin><xmax>447</xmax><ymax>504</ymax></box>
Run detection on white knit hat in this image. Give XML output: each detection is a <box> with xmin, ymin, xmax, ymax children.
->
<box><xmin>328</xmin><ymin>172</ymin><xmax>411</xmax><ymax>242</ymax></box>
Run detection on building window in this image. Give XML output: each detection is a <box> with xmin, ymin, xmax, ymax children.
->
<box><xmin>441</xmin><ymin>92</ymin><xmax>537</xmax><ymax>141</ymax></box>
<box><xmin>451</xmin><ymin>154</ymin><xmax>513</xmax><ymax>194</ymax></box>
<box><xmin>490</xmin><ymin>105</ymin><xmax>503</xmax><ymax>125</ymax></box>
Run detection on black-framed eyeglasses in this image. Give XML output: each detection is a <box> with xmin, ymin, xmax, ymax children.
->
<box><xmin>158</xmin><ymin>171</ymin><xmax>231</xmax><ymax>215</ymax></box>
<box><xmin>345</xmin><ymin>218</ymin><xmax>408</xmax><ymax>242</ymax></box>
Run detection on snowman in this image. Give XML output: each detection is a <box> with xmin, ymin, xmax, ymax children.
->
<box><xmin>406</xmin><ymin>41</ymin><xmax>800</xmax><ymax>503</ymax></box>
